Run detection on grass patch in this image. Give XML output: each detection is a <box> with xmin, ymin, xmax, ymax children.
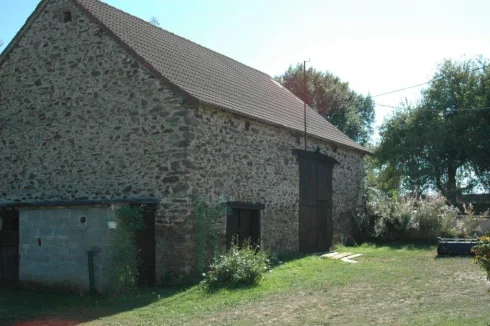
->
<box><xmin>2</xmin><ymin>242</ymin><xmax>490</xmax><ymax>325</ymax></box>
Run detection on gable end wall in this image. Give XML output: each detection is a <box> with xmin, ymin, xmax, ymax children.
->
<box><xmin>0</xmin><ymin>0</ymin><xmax>195</xmax><ymax>286</ymax></box>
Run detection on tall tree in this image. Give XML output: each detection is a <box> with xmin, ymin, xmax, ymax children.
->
<box><xmin>376</xmin><ymin>58</ymin><xmax>490</xmax><ymax>203</ymax></box>
<box><xmin>275</xmin><ymin>64</ymin><xmax>375</xmax><ymax>145</ymax></box>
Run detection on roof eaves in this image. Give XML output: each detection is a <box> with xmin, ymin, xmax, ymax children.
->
<box><xmin>71</xmin><ymin>0</ymin><xmax>200</xmax><ymax>106</ymax></box>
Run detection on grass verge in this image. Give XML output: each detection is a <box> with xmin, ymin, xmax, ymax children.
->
<box><xmin>2</xmin><ymin>242</ymin><xmax>489</xmax><ymax>325</ymax></box>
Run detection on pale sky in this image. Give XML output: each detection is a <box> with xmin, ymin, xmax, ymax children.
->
<box><xmin>2</xmin><ymin>0</ymin><xmax>490</xmax><ymax>141</ymax></box>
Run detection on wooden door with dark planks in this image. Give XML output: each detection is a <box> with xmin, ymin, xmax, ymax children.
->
<box><xmin>299</xmin><ymin>158</ymin><xmax>333</xmax><ymax>253</ymax></box>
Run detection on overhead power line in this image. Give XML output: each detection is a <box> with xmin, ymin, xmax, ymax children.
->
<box><xmin>376</xmin><ymin>103</ymin><xmax>490</xmax><ymax>111</ymax></box>
<box><xmin>372</xmin><ymin>82</ymin><xmax>430</xmax><ymax>98</ymax></box>
<box><xmin>372</xmin><ymin>64</ymin><xmax>489</xmax><ymax>98</ymax></box>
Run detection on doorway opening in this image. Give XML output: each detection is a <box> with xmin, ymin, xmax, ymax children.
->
<box><xmin>293</xmin><ymin>150</ymin><xmax>338</xmax><ymax>254</ymax></box>
<box><xmin>226</xmin><ymin>202</ymin><xmax>263</xmax><ymax>249</ymax></box>
<box><xmin>0</xmin><ymin>207</ymin><xmax>19</xmax><ymax>286</ymax></box>
<box><xmin>132</xmin><ymin>204</ymin><xmax>156</xmax><ymax>286</ymax></box>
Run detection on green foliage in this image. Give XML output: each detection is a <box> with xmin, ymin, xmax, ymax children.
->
<box><xmin>471</xmin><ymin>234</ymin><xmax>490</xmax><ymax>281</ymax></box>
<box><xmin>203</xmin><ymin>240</ymin><xmax>270</xmax><ymax>289</ymax></box>
<box><xmin>376</xmin><ymin>57</ymin><xmax>490</xmax><ymax>200</ymax></box>
<box><xmin>192</xmin><ymin>200</ymin><xmax>230</xmax><ymax>273</ymax></box>
<box><xmin>365</xmin><ymin>189</ymin><xmax>459</xmax><ymax>240</ymax></box>
<box><xmin>365</xmin><ymin>154</ymin><xmax>403</xmax><ymax>193</ymax></box>
<box><xmin>458</xmin><ymin>204</ymin><xmax>485</xmax><ymax>238</ymax></box>
<box><xmin>107</xmin><ymin>206</ymin><xmax>145</xmax><ymax>296</ymax></box>
<box><xmin>367</xmin><ymin>189</ymin><xmax>416</xmax><ymax>239</ymax></box>
<box><xmin>275</xmin><ymin>64</ymin><xmax>375</xmax><ymax>145</ymax></box>
<box><xmin>413</xmin><ymin>195</ymin><xmax>458</xmax><ymax>238</ymax></box>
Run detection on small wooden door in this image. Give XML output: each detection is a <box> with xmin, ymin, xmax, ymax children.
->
<box><xmin>133</xmin><ymin>204</ymin><xmax>156</xmax><ymax>286</ymax></box>
<box><xmin>226</xmin><ymin>208</ymin><xmax>260</xmax><ymax>249</ymax></box>
<box><xmin>298</xmin><ymin>158</ymin><xmax>333</xmax><ymax>253</ymax></box>
<box><xmin>0</xmin><ymin>208</ymin><xmax>19</xmax><ymax>285</ymax></box>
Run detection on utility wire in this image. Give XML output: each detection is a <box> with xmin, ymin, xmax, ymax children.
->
<box><xmin>376</xmin><ymin>103</ymin><xmax>490</xmax><ymax>111</ymax></box>
<box><xmin>372</xmin><ymin>64</ymin><xmax>489</xmax><ymax>98</ymax></box>
<box><xmin>372</xmin><ymin>82</ymin><xmax>429</xmax><ymax>98</ymax></box>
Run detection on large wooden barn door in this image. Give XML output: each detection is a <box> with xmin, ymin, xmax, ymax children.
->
<box><xmin>297</xmin><ymin>153</ymin><xmax>335</xmax><ymax>253</ymax></box>
<box><xmin>0</xmin><ymin>208</ymin><xmax>19</xmax><ymax>286</ymax></box>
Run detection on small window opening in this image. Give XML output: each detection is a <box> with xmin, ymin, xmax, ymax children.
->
<box><xmin>80</xmin><ymin>216</ymin><xmax>86</xmax><ymax>224</ymax></box>
<box><xmin>226</xmin><ymin>207</ymin><xmax>261</xmax><ymax>250</ymax></box>
<box><xmin>38</xmin><ymin>238</ymin><xmax>42</xmax><ymax>246</ymax></box>
<box><xmin>63</xmin><ymin>10</ymin><xmax>72</xmax><ymax>23</ymax></box>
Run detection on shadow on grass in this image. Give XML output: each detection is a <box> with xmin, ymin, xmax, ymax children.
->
<box><xmin>2</xmin><ymin>252</ymin><xmax>305</xmax><ymax>325</ymax></box>
<box><xmin>270</xmin><ymin>251</ymin><xmax>307</xmax><ymax>267</ymax></box>
<box><xmin>1</xmin><ymin>282</ymin><xmax>197</xmax><ymax>326</ymax></box>
<box><xmin>434</xmin><ymin>254</ymin><xmax>474</xmax><ymax>259</ymax></box>
<box><xmin>351</xmin><ymin>240</ymin><xmax>437</xmax><ymax>251</ymax></box>
<box><xmin>203</xmin><ymin>282</ymin><xmax>259</xmax><ymax>294</ymax></box>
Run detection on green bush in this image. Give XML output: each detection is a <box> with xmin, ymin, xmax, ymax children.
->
<box><xmin>457</xmin><ymin>204</ymin><xmax>485</xmax><ymax>238</ymax></box>
<box><xmin>365</xmin><ymin>189</ymin><xmax>459</xmax><ymax>240</ymax></box>
<box><xmin>412</xmin><ymin>195</ymin><xmax>458</xmax><ymax>238</ymax></box>
<box><xmin>366</xmin><ymin>188</ymin><xmax>416</xmax><ymax>239</ymax></box>
<box><xmin>471</xmin><ymin>233</ymin><xmax>490</xmax><ymax>281</ymax></box>
<box><xmin>203</xmin><ymin>241</ymin><xmax>270</xmax><ymax>289</ymax></box>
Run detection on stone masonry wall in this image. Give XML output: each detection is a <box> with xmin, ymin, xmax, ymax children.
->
<box><xmin>19</xmin><ymin>206</ymin><xmax>111</xmax><ymax>293</ymax></box>
<box><xmin>0</xmin><ymin>0</ymin><xmax>365</xmax><ymax>285</ymax></box>
<box><xmin>0</xmin><ymin>0</ymin><xmax>195</xmax><ymax>283</ymax></box>
<box><xmin>186</xmin><ymin>105</ymin><xmax>365</xmax><ymax>253</ymax></box>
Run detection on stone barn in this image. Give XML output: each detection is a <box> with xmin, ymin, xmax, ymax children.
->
<box><xmin>0</xmin><ymin>0</ymin><xmax>370</xmax><ymax>291</ymax></box>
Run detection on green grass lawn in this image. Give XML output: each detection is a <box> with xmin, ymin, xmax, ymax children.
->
<box><xmin>2</xmin><ymin>243</ymin><xmax>489</xmax><ymax>326</ymax></box>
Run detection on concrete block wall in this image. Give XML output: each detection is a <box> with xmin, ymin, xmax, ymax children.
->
<box><xmin>19</xmin><ymin>206</ymin><xmax>111</xmax><ymax>293</ymax></box>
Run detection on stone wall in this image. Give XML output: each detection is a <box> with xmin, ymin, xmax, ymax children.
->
<box><xmin>0</xmin><ymin>0</ymin><xmax>195</xmax><ymax>283</ymax></box>
<box><xmin>0</xmin><ymin>0</ymin><xmax>366</xmax><ymax>285</ymax></box>
<box><xmin>19</xmin><ymin>206</ymin><xmax>110</xmax><ymax>292</ymax></box>
<box><xmin>185</xmin><ymin>105</ymin><xmax>365</xmax><ymax>253</ymax></box>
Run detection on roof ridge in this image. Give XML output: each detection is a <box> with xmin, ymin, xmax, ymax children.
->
<box><xmin>77</xmin><ymin>0</ymin><xmax>272</xmax><ymax>79</ymax></box>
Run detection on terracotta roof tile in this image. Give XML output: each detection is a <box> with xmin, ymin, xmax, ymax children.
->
<box><xmin>73</xmin><ymin>0</ymin><xmax>369</xmax><ymax>153</ymax></box>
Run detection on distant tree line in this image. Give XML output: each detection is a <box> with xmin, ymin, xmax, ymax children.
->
<box><xmin>373</xmin><ymin>57</ymin><xmax>490</xmax><ymax>203</ymax></box>
<box><xmin>277</xmin><ymin>57</ymin><xmax>490</xmax><ymax>204</ymax></box>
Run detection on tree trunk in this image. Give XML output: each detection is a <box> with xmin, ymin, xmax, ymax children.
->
<box><xmin>446</xmin><ymin>161</ymin><xmax>458</xmax><ymax>205</ymax></box>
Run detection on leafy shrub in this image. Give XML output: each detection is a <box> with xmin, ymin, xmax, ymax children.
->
<box><xmin>457</xmin><ymin>204</ymin><xmax>485</xmax><ymax>238</ymax></box>
<box><xmin>471</xmin><ymin>234</ymin><xmax>490</xmax><ymax>281</ymax></box>
<box><xmin>365</xmin><ymin>189</ymin><xmax>459</xmax><ymax>240</ymax></box>
<box><xmin>366</xmin><ymin>188</ymin><xmax>416</xmax><ymax>239</ymax></box>
<box><xmin>191</xmin><ymin>200</ymin><xmax>230</xmax><ymax>273</ymax></box>
<box><xmin>203</xmin><ymin>241</ymin><xmax>270</xmax><ymax>289</ymax></box>
<box><xmin>106</xmin><ymin>206</ymin><xmax>145</xmax><ymax>295</ymax></box>
<box><xmin>412</xmin><ymin>195</ymin><xmax>458</xmax><ymax>238</ymax></box>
